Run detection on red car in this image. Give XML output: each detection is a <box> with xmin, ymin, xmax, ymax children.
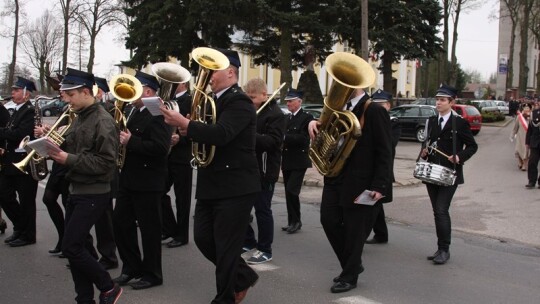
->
<box><xmin>452</xmin><ymin>104</ymin><xmax>482</xmax><ymax>135</ymax></box>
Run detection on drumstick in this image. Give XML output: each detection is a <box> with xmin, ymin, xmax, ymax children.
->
<box><xmin>431</xmin><ymin>147</ymin><xmax>451</xmax><ymax>159</ymax></box>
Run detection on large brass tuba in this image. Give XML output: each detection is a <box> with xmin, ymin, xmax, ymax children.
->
<box><xmin>189</xmin><ymin>47</ymin><xmax>230</xmax><ymax>167</ymax></box>
<box><xmin>309</xmin><ymin>52</ymin><xmax>375</xmax><ymax>177</ymax></box>
<box><xmin>151</xmin><ymin>62</ymin><xmax>192</xmax><ymax>111</ymax></box>
<box><xmin>14</xmin><ymin>107</ymin><xmax>76</xmax><ymax>179</ymax></box>
<box><xmin>109</xmin><ymin>73</ymin><xmax>143</xmax><ymax>168</ymax></box>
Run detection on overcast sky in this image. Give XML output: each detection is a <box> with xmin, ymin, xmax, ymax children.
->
<box><xmin>0</xmin><ymin>0</ymin><xmax>500</xmax><ymax>81</ymax></box>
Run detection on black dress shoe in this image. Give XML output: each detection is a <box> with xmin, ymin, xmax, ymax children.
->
<box><xmin>426</xmin><ymin>250</ymin><xmax>443</xmax><ymax>260</ymax></box>
<box><xmin>99</xmin><ymin>261</ymin><xmax>119</xmax><ymax>270</ymax></box>
<box><xmin>161</xmin><ymin>234</ymin><xmax>171</xmax><ymax>241</ymax></box>
<box><xmin>330</xmin><ymin>281</ymin><xmax>357</xmax><ymax>293</ymax></box>
<box><xmin>525</xmin><ymin>183</ymin><xmax>535</xmax><ymax>189</ymax></box>
<box><xmin>4</xmin><ymin>231</ymin><xmax>20</xmax><ymax>243</ymax></box>
<box><xmin>281</xmin><ymin>225</ymin><xmax>290</xmax><ymax>231</ymax></box>
<box><xmin>113</xmin><ymin>274</ymin><xmax>140</xmax><ymax>286</ymax></box>
<box><xmin>166</xmin><ymin>239</ymin><xmax>188</xmax><ymax>248</ymax></box>
<box><xmin>9</xmin><ymin>238</ymin><xmax>36</xmax><ymax>247</ymax></box>
<box><xmin>48</xmin><ymin>247</ymin><xmax>62</xmax><ymax>255</ymax></box>
<box><xmin>433</xmin><ymin>250</ymin><xmax>450</xmax><ymax>264</ymax></box>
<box><xmin>129</xmin><ymin>279</ymin><xmax>162</xmax><ymax>290</ymax></box>
<box><xmin>365</xmin><ymin>238</ymin><xmax>388</xmax><ymax>244</ymax></box>
<box><xmin>287</xmin><ymin>222</ymin><xmax>302</xmax><ymax>234</ymax></box>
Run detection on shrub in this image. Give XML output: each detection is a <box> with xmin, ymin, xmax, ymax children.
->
<box><xmin>481</xmin><ymin>111</ymin><xmax>505</xmax><ymax>122</ymax></box>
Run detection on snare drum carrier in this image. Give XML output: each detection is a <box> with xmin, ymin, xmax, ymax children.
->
<box><xmin>413</xmin><ymin>114</ymin><xmax>457</xmax><ymax>186</ymax></box>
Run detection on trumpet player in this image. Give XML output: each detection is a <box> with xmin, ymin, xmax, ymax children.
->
<box><xmin>113</xmin><ymin>71</ymin><xmax>171</xmax><ymax>290</ymax></box>
<box><xmin>419</xmin><ymin>84</ymin><xmax>477</xmax><ymax>265</ymax></box>
<box><xmin>0</xmin><ymin>77</ymin><xmax>39</xmax><ymax>248</ymax></box>
<box><xmin>161</xmin><ymin>48</ymin><xmax>260</xmax><ymax>304</ymax></box>
<box><xmin>47</xmin><ymin>68</ymin><xmax>122</xmax><ymax>304</ymax></box>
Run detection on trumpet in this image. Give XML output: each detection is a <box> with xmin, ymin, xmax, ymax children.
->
<box><xmin>190</xmin><ymin>47</ymin><xmax>229</xmax><ymax>168</ymax></box>
<box><xmin>109</xmin><ymin>73</ymin><xmax>143</xmax><ymax>168</ymax></box>
<box><xmin>14</xmin><ymin>108</ymin><xmax>75</xmax><ymax>178</ymax></box>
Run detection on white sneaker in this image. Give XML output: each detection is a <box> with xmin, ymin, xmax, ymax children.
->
<box><xmin>247</xmin><ymin>250</ymin><xmax>272</xmax><ymax>264</ymax></box>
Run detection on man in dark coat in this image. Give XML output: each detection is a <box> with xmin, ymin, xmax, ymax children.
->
<box><xmin>243</xmin><ymin>78</ymin><xmax>286</xmax><ymax>264</ymax></box>
<box><xmin>281</xmin><ymin>89</ymin><xmax>313</xmax><ymax>234</ymax></box>
<box><xmin>161</xmin><ymin>81</ymin><xmax>193</xmax><ymax>247</ymax></box>
<box><xmin>113</xmin><ymin>71</ymin><xmax>172</xmax><ymax>289</ymax></box>
<box><xmin>419</xmin><ymin>84</ymin><xmax>478</xmax><ymax>265</ymax></box>
<box><xmin>525</xmin><ymin>103</ymin><xmax>540</xmax><ymax>188</ymax></box>
<box><xmin>309</xmin><ymin>86</ymin><xmax>393</xmax><ymax>293</ymax></box>
<box><xmin>366</xmin><ymin>89</ymin><xmax>401</xmax><ymax>245</ymax></box>
<box><xmin>161</xmin><ymin>48</ymin><xmax>260</xmax><ymax>304</ymax></box>
<box><xmin>0</xmin><ymin>77</ymin><xmax>39</xmax><ymax>247</ymax></box>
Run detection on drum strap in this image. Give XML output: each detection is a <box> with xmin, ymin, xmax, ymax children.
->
<box><xmin>451</xmin><ymin>113</ymin><xmax>457</xmax><ymax>171</ymax></box>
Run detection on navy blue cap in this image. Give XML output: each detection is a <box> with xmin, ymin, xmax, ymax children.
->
<box><xmin>436</xmin><ymin>84</ymin><xmax>458</xmax><ymax>98</ymax></box>
<box><xmin>284</xmin><ymin>89</ymin><xmax>303</xmax><ymax>101</ymax></box>
<box><xmin>371</xmin><ymin>89</ymin><xmax>392</xmax><ymax>102</ymax></box>
<box><xmin>12</xmin><ymin>77</ymin><xmax>37</xmax><ymax>92</ymax></box>
<box><xmin>216</xmin><ymin>48</ymin><xmax>241</xmax><ymax>68</ymax></box>
<box><xmin>94</xmin><ymin>77</ymin><xmax>110</xmax><ymax>93</ymax></box>
<box><xmin>60</xmin><ymin>68</ymin><xmax>95</xmax><ymax>91</ymax></box>
<box><xmin>135</xmin><ymin>71</ymin><xmax>160</xmax><ymax>92</ymax></box>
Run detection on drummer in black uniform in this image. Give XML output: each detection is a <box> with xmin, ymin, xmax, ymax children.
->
<box><xmin>419</xmin><ymin>84</ymin><xmax>477</xmax><ymax>265</ymax></box>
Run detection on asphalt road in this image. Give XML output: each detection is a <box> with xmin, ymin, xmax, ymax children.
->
<box><xmin>0</xmin><ymin>117</ymin><xmax>539</xmax><ymax>303</ymax></box>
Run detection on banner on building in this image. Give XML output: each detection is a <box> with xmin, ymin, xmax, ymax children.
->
<box><xmin>499</xmin><ymin>54</ymin><xmax>508</xmax><ymax>74</ymax></box>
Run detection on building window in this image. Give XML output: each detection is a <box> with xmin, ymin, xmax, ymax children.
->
<box><xmin>343</xmin><ymin>41</ymin><xmax>352</xmax><ymax>53</ymax></box>
<box><xmin>407</xmin><ymin>70</ymin><xmax>411</xmax><ymax>84</ymax></box>
<box><xmin>250</xmin><ymin>57</ymin><xmax>255</xmax><ymax>69</ymax></box>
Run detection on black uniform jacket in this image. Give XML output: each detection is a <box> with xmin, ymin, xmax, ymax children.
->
<box><xmin>526</xmin><ymin>109</ymin><xmax>540</xmax><ymax>149</ymax></box>
<box><xmin>120</xmin><ymin>107</ymin><xmax>171</xmax><ymax>191</ymax></box>
<box><xmin>424</xmin><ymin>113</ymin><xmax>478</xmax><ymax>185</ymax></box>
<box><xmin>256</xmin><ymin>99</ymin><xmax>286</xmax><ymax>183</ymax></box>
<box><xmin>187</xmin><ymin>84</ymin><xmax>261</xmax><ymax>200</ymax></box>
<box><xmin>0</xmin><ymin>101</ymin><xmax>34</xmax><ymax>175</ymax></box>
<box><xmin>325</xmin><ymin>95</ymin><xmax>393</xmax><ymax>206</ymax></box>
<box><xmin>281</xmin><ymin>108</ymin><xmax>313</xmax><ymax>171</ymax></box>
<box><xmin>169</xmin><ymin>92</ymin><xmax>193</xmax><ymax>165</ymax></box>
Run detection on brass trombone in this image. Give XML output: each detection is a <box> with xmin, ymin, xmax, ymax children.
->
<box><xmin>256</xmin><ymin>82</ymin><xmax>287</xmax><ymax>115</ymax></box>
<box><xmin>190</xmin><ymin>47</ymin><xmax>230</xmax><ymax>168</ymax></box>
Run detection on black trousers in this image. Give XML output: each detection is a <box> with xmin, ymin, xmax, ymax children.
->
<box><xmin>320</xmin><ymin>183</ymin><xmax>379</xmax><ymax>284</ymax></box>
<box><xmin>161</xmin><ymin>162</ymin><xmax>193</xmax><ymax>242</ymax></box>
<box><xmin>94</xmin><ymin>200</ymin><xmax>118</xmax><ymax>266</ymax></box>
<box><xmin>42</xmin><ymin>172</ymin><xmax>69</xmax><ymax>248</ymax></box>
<box><xmin>0</xmin><ymin>172</ymin><xmax>38</xmax><ymax>241</ymax></box>
<box><xmin>194</xmin><ymin>193</ymin><xmax>259</xmax><ymax>304</ymax></box>
<box><xmin>245</xmin><ymin>180</ymin><xmax>275</xmax><ymax>254</ymax></box>
<box><xmin>282</xmin><ymin>169</ymin><xmax>307</xmax><ymax>225</ymax></box>
<box><xmin>426</xmin><ymin>183</ymin><xmax>458</xmax><ymax>251</ymax></box>
<box><xmin>528</xmin><ymin>147</ymin><xmax>540</xmax><ymax>185</ymax></box>
<box><xmin>114</xmin><ymin>188</ymin><xmax>163</xmax><ymax>283</ymax></box>
<box><xmin>62</xmin><ymin>193</ymin><xmax>113</xmax><ymax>304</ymax></box>
<box><xmin>369</xmin><ymin>205</ymin><xmax>388</xmax><ymax>241</ymax></box>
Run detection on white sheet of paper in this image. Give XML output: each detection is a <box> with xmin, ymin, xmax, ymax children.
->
<box><xmin>353</xmin><ymin>190</ymin><xmax>385</xmax><ymax>206</ymax></box>
<box><xmin>141</xmin><ymin>97</ymin><xmax>163</xmax><ymax>116</ymax></box>
<box><xmin>26</xmin><ymin>137</ymin><xmax>59</xmax><ymax>157</ymax></box>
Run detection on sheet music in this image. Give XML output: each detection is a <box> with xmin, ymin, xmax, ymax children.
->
<box><xmin>26</xmin><ymin>137</ymin><xmax>60</xmax><ymax>157</ymax></box>
<box><xmin>353</xmin><ymin>190</ymin><xmax>385</xmax><ymax>206</ymax></box>
<box><xmin>141</xmin><ymin>97</ymin><xmax>163</xmax><ymax>116</ymax></box>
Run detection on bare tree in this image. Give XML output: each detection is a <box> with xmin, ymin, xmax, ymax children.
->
<box><xmin>527</xmin><ymin>0</ymin><xmax>540</xmax><ymax>94</ymax></box>
<box><xmin>70</xmin><ymin>22</ymin><xmax>89</xmax><ymax>71</ymax></box>
<box><xmin>518</xmin><ymin>0</ymin><xmax>534</xmax><ymax>97</ymax></box>
<box><xmin>0</xmin><ymin>0</ymin><xmax>29</xmax><ymax>88</ymax></box>
<box><xmin>74</xmin><ymin>0</ymin><xmax>123</xmax><ymax>74</ymax></box>
<box><xmin>501</xmin><ymin>0</ymin><xmax>520</xmax><ymax>93</ymax></box>
<box><xmin>20</xmin><ymin>10</ymin><xmax>63</xmax><ymax>94</ymax></box>
<box><xmin>56</xmin><ymin>0</ymin><xmax>82</xmax><ymax>74</ymax></box>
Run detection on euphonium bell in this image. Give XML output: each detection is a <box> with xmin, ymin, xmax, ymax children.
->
<box><xmin>189</xmin><ymin>47</ymin><xmax>229</xmax><ymax>168</ymax></box>
<box><xmin>151</xmin><ymin>62</ymin><xmax>191</xmax><ymax>112</ymax></box>
<box><xmin>109</xmin><ymin>73</ymin><xmax>143</xmax><ymax>168</ymax></box>
<box><xmin>309</xmin><ymin>52</ymin><xmax>375</xmax><ymax>177</ymax></box>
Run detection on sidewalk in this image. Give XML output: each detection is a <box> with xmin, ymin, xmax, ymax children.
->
<box><xmin>279</xmin><ymin>156</ymin><xmax>420</xmax><ymax>188</ymax></box>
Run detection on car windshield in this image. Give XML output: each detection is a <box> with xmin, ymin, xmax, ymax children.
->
<box><xmin>466</xmin><ymin>107</ymin><xmax>480</xmax><ymax>115</ymax></box>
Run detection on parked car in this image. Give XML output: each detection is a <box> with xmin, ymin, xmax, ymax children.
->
<box><xmin>3</xmin><ymin>100</ymin><xmax>17</xmax><ymax>116</ymax></box>
<box><xmin>41</xmin><ymin>99</ymin><xmax>67</xmax><ymax>117</ymax></box>
<box><xmin>388</xmin><ymin>104</ymin><xmax>437</xmax><ymax>142</ymax></box>
<box><xmin>411</xmin><ymin>97</ymin><xmax>436</xmax><ymax>106</ymax></box>
<box><xmin>495</xmin><ymin>101</ymin><xmax>509</xmax><ymax>115</ymax></box>
<box><xmin>470</xmin><ymin>100</ymin><xmax>500</xmax><ymax>113</ymax></box>
<box><xmin>451</xmin><ymin>104</ymin><xmax>482</xmax><ymax>135</ymax></box>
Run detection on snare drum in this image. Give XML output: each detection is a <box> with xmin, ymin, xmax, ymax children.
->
<box><xmin>413</xmin><ymin>161</ymin><xmax>456</xmax><ymax>186</ymax></box>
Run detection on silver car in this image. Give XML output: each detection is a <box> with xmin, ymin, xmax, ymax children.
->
<box><xmin>495</xmin><ymin>101</ymin><xmax>509</xmax><ymax>115</ymax></box>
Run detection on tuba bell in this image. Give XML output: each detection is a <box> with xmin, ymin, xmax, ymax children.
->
<box><xmin>151</xmin><ymin>62</ymin><xmax>192</xmax><ymax>110</ymax></box>
<box><xmin>309</xmin><ymin>52</ymin><xmax>375</xmax><ymax>177</ymax></box>
<box><xmin>189</xmin><ymin>47</ymin><xmax>229</xmax><ymax>168</ymax></box>
<box><xmin>109</xmin><ymin>73</ymin><xmax>143</xmax><ymax>168</ymax></box>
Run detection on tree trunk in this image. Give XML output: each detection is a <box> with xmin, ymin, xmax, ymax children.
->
<box><xmin>440</xmin><ymin>0</ymin><xmax>450</xmax><ymax>84</ymax></box>
<box><xmin>8</xmin><ymin>0</ymin><xmax>20</xmax><ymax>88</ymax></box>
<box><xmin>39</xmin><ymin>55</ymin><xmax>46</xmax><ymax>94</ymax></box>
<box><xmin>506</xmin><ymin>21</ymin><xmax>516</xmax><ymax>91</ymax></box>
<box><xmin>279</xmin><ymin>25</ymin><xmax>293</xmax><ymax>100</ymax></box>
<box><xmin>518</xmin><ymin>1</ymin><xmax>532</xmax><ymax>97</ymax></box>
<box><xmin>381</xmin><ymin>52</ymin><xmax>394</xmax><ymax>94</ymax></box>
<box><xmin>449</xmin><ymin>1</ymin><xmax>462</xmax><ymax>86</ymax></box>
<box><xmin>360</xmin><ymin>0</ymin><xmax>368</xmax><ymax>60</ymax></box>
<box><xmin>536</xmin><ymin>50</ymin><xmax>540</xmax><ymax>95</ymax></box>
<box><xmin>62</xmin><ymin>0</ymin><xmax>71</xmax><ymax>74</ymax></box>
<box><xmin>87</xmin><ymin>32</ymin><xmax>96</xmax><ymax>74</ymax></box>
